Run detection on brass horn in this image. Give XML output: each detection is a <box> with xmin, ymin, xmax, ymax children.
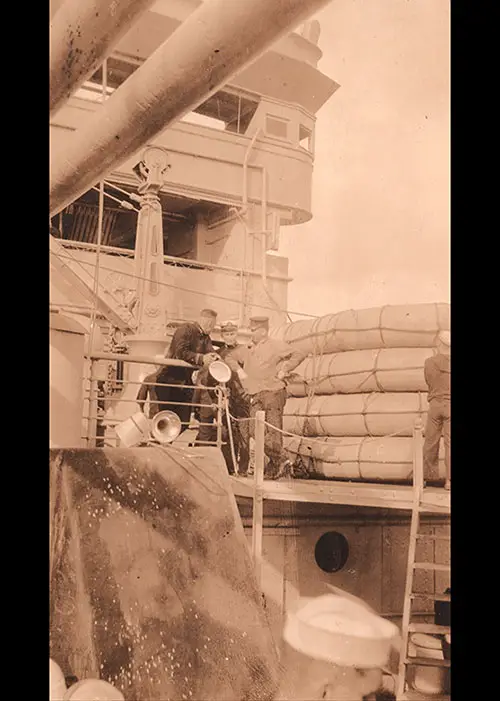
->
<box><xmin>150</xmin><ymin>410</ymin><xmax>182</xmax><ymax>444</ymax></box>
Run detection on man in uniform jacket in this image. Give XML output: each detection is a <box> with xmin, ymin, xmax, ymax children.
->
<box><xmin>136</xmin><ymin>308</ymin><xmax>219</xmax><ymax>430</ymax></box>
<box><xmin>227</xmin><ymin>316</ymin><xmax>306</xmax><ymax>479</ymax></box>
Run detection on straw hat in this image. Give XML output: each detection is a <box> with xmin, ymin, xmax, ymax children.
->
<box><xmin>283</xmin><ymin>594</ymin><xmax>399</xmax><ymax>669</ymax></box>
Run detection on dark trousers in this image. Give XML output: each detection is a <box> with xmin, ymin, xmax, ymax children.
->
<box><xmin>194</xmin><ymin>396</ymin><xmax>250</xmax><ymax>475</ymax></box>
<box><xmin>228</xmin><ymin>398</ymin><xmax>250</xmax><ymax>475</ymax></box>
<box><xmin>250</xmin><ymin>389</ymin><xmax>287</xmax><ymax>470</ymax></box>
<box><xmin>194</xmin><ymin>402</ymin><xmax>219</xmax><ymax>446</ymax></box>
<box><xmin>423</xmin><ymin>399</ymin><xmax>451</xmax><ymax>482</ymax></box>
<box><xmin>150</xmin><ymin>383</ymin><xmax>193</xmax><ymax>434</ymax></box>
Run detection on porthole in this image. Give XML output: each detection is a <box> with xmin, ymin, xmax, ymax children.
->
<box><xmin>314</xmin><ymin>531</ymin><xmax>349</xmax><ymax>573</ymax></box>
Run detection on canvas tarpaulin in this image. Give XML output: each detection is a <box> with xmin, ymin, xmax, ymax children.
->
<box><xmin>49</xmin><ymin>446</ymin><xmax>279</xmax><ymax>700</ymax></box>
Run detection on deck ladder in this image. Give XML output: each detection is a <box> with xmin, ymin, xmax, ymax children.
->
<box><xmin>396</xmin><ymin>421</ymin><xmax>451</xmax><ymax>701</ymax></box>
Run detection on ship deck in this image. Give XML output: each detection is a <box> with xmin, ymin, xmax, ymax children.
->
<box><xmin>230</xmin><ymin>476</ymin><xmax>450</xmax><ymax>514</ymax></box>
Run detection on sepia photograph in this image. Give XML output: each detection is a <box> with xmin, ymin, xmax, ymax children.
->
<box><xmin>49</xmin><ymin>1</ymin><xmax>451</xmax><ymax>699</ymax></box>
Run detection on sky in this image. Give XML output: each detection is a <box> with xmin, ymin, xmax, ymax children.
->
<box><xmin>280</xmin><ymin>0</ymin><xmax>450</xmax><ymax>318</ymax></box>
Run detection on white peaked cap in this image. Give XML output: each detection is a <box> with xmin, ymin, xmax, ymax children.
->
<box><xmin>283</xmin><ymin>594</ymin><xmax>400</xmax><ymax>669</ymax></box>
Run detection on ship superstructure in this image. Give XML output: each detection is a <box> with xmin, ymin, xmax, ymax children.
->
<box><xmin>50</xmin><ymin>0</ymin><xmax>338</xmax><ymax>332</ymax></box>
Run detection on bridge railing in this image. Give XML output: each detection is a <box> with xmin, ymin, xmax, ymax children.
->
<box><xmin>82</xmin><ymin>352</ymin><xmax>226</xmax><ymax>450</ymax></box>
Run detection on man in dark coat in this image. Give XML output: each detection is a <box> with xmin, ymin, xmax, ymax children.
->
<box><xmin>136</xmin><ymin>309</ymin><xmax>219</xmax><ymax>431</ymax></box>
<box><xmin>193</xmin><ymin>321</ymin><xmax>251</xmax><ymax>474</ymax></box>
<box><xmin>218</xmin><ymin>321</ymin><xmax>251</xmax><ymax>475</ymax></box>
<box><xmin>423</xmin><ymin>330</ymin><xmax>451</xmax><ymax>489</ymax></box>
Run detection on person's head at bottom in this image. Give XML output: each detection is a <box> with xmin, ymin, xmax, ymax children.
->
<box><xmin>277</xmin><ymin>593</ymin><xmax>399</xmax><ymax>701</ymax></box>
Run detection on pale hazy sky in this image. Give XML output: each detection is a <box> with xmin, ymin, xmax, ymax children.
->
<box><xmin>281</xmin><ymin>0</ymin><xmax>450</xmax><ymax>318</ymax></box>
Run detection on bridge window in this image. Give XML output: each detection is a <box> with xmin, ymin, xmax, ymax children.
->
<box><xmin>265</xmin><ymin>115</ymin><xmax>289</xmax><ymax>140</ymax></box>
<box><xmin>299</xmin><ymin>124</ymin><xmax>313</xmax><ymax>152</ymax></box>
<box><xmin>182</xmin><ymin>90</ymin><xmax>260</xmax><ymax>135</ymax></box>
<box><xmin>74</xmin><ymin>55</ymin><xmax>141</xmax><ymax>102</ymax></box>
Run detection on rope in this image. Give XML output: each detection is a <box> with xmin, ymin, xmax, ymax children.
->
<box><xmin>294</xmin><ymin>362</ymin><xmax>426</xmax><ymax>396</ymax></box>
<box><xmin>356</xmin><ymin>436</ymin><xmax>368</xmax><ymax>479</ymax></box>
<box><xmin>290</xmin><ymin>326</ymin><xmax>330</xmax><ymax>473</ymax></box>
<box><xmin>227</xmin><ymin>411</ymin><xmax>414</xmax><ymax>447</ymax></box>
<box><xmin>379</xmin><ymin>305</ymin><xmax>387</xmax><ymax>348</ymax></box>
<box><xmin>261</xmin><ymin>420</ymin><xmax>415</xmax><ymax>445</ymax></box>
<box><xmin>281</xmin><ymin>321</ymin><xmax>449</xmax><ymax>346</ymax></box>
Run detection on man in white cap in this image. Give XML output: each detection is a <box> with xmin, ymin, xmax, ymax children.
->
<box><xmin>423</xmin><ymin>330</ymin><xmax>451</xmax><ymax>489</ymax></box>
<box><xmin>227</xmin><ymin>316</ymin><xmax>306</xmax><ymax>479</ymax></box>
<box><xmin>277</xmin><ymin>590</ymin><xmax>399</xmax><ymax>701</ymax></box>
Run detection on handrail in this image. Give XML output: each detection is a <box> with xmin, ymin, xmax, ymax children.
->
<box><xmin>87</xmin><ymin>351</ymin><xmax>195</xmax><ymax>368</ymax></box>
<box><xmin>83</xmin><ymin>352</ymin><xmax>225</xmax><ymax>449</ymax></box>
<box><xmin>59</xmin><ymin>238</ymin><xmax>293</xmax><ymax>282</ymax></box>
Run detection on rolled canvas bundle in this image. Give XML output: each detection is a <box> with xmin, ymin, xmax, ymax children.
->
<box><xmin>275</xmin><ymin>303</ymin><xmax>450</xmax><ymax>483</ymax></box>
<box><xmin>285</xmin><ymin>348</ymin><xmax>432</xmax><ymax>397</ymax></box>
<box><xmin>271</xmin><ymin>303</ymin><xmax>450</xmax><ymax>356</ymax></box>
<box><xmin>283</xmin><ymin>435</ymin><xmax>445</xmax><ymax>482</ymax></box>
<box><xmin>283</xmin><ymin>392</ymin><xmax>429</xmax><ymax>437</ymax></box>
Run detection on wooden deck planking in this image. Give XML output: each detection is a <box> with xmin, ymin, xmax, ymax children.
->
<box><xmin>230</xmin><ymin>477</ymin><xmax>451</xmax><ymax>514</ymax></box>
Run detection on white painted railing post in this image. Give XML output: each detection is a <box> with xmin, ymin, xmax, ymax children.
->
<box><xmin>215</xmin><ymin>388</ymin><xmax>224</xmax><ymax>450</ymax></box>
<box><xmin>413</xmin><ymin>417</ymin><xmax>425</xmax><ymax>498</ymax></box>
<box><xmin>251</xmin><ymin>410</ymin><xmax>265</xmax><ymax>589</ymax></box>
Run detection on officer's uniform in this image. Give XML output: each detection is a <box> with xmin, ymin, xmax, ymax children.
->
<box><xmin>137</xmin><ymin>316</ymin><xmax>216</xmax><ymax>429</ymax></box>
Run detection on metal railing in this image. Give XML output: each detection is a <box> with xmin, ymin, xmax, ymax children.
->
<box><xmin>55</xmin><ymin>239</ymin><xmax>294</xmax><ymax>329</ymax></box>
<box><xmin>82</xmin><ymin>352</ymin><xmax>227</xmax><ymax>450</ymax></box>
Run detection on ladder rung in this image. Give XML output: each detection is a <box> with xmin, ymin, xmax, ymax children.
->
<box><xmin>408</xmin><ymin>623</ymin><xmax>450</xmax><ymax>634</ymax></box>
<box><xmin>416</xmin><ymin>534</ymin><xmax>450</xmax><ymax>541</ymax></box>
<box><xmin>413</xmin><ymin>562</ymin><xmax>450</xmax><ymax>572</ymax></box>
<box><xmin>410</xmin><ymin>592</ymin><xmax>451</xmax><ymax>602</ymax></box>
<box><xmin>405</xmin><ymin>656</ymin><xmax>450</xmax><ymax>668</ymax></box>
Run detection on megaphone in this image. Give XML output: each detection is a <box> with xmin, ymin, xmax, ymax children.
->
<box><xmin>150</xmin><ymin>410</ymin><xmax>182</xmax><ymax>444</ymax></box>
<box><xmin>208</xmin><ymin>360</ymin><xmax>231</xmax><ymax>384</ymax></box>
<box><xmin>115</xmin><ymin>410</ymin><xmax>182</xmax><ymax>447</ymax></box>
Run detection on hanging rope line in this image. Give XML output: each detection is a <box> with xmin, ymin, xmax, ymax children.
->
<box><xmin>226</xmin><ymin>411</ymin><xmax>416</xmax><ymax>448</ymax></box>
<box><xmin>52</xmin><ymin>250</ymin><xmax>320</xmax><ymax>319</ymax></box>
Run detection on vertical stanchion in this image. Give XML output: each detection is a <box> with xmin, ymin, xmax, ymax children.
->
<box><xmin>88</xmin><ymin>359</ymin><xmax>98</xmax><ymax>448</ymax></box>
<box><xmin>252</xmin><ymin>410</ymin><xmax>265</xmax><ymax>590</ymax></box>
<box><xmin>413</xmin><ymin>418</ymin><xmax>424</xmax><ymax>498</ymax></box>
<box><xmin>216</xmin><ymin>388</ymin><xmax>223</xmax><ymax>450</ymax></box>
